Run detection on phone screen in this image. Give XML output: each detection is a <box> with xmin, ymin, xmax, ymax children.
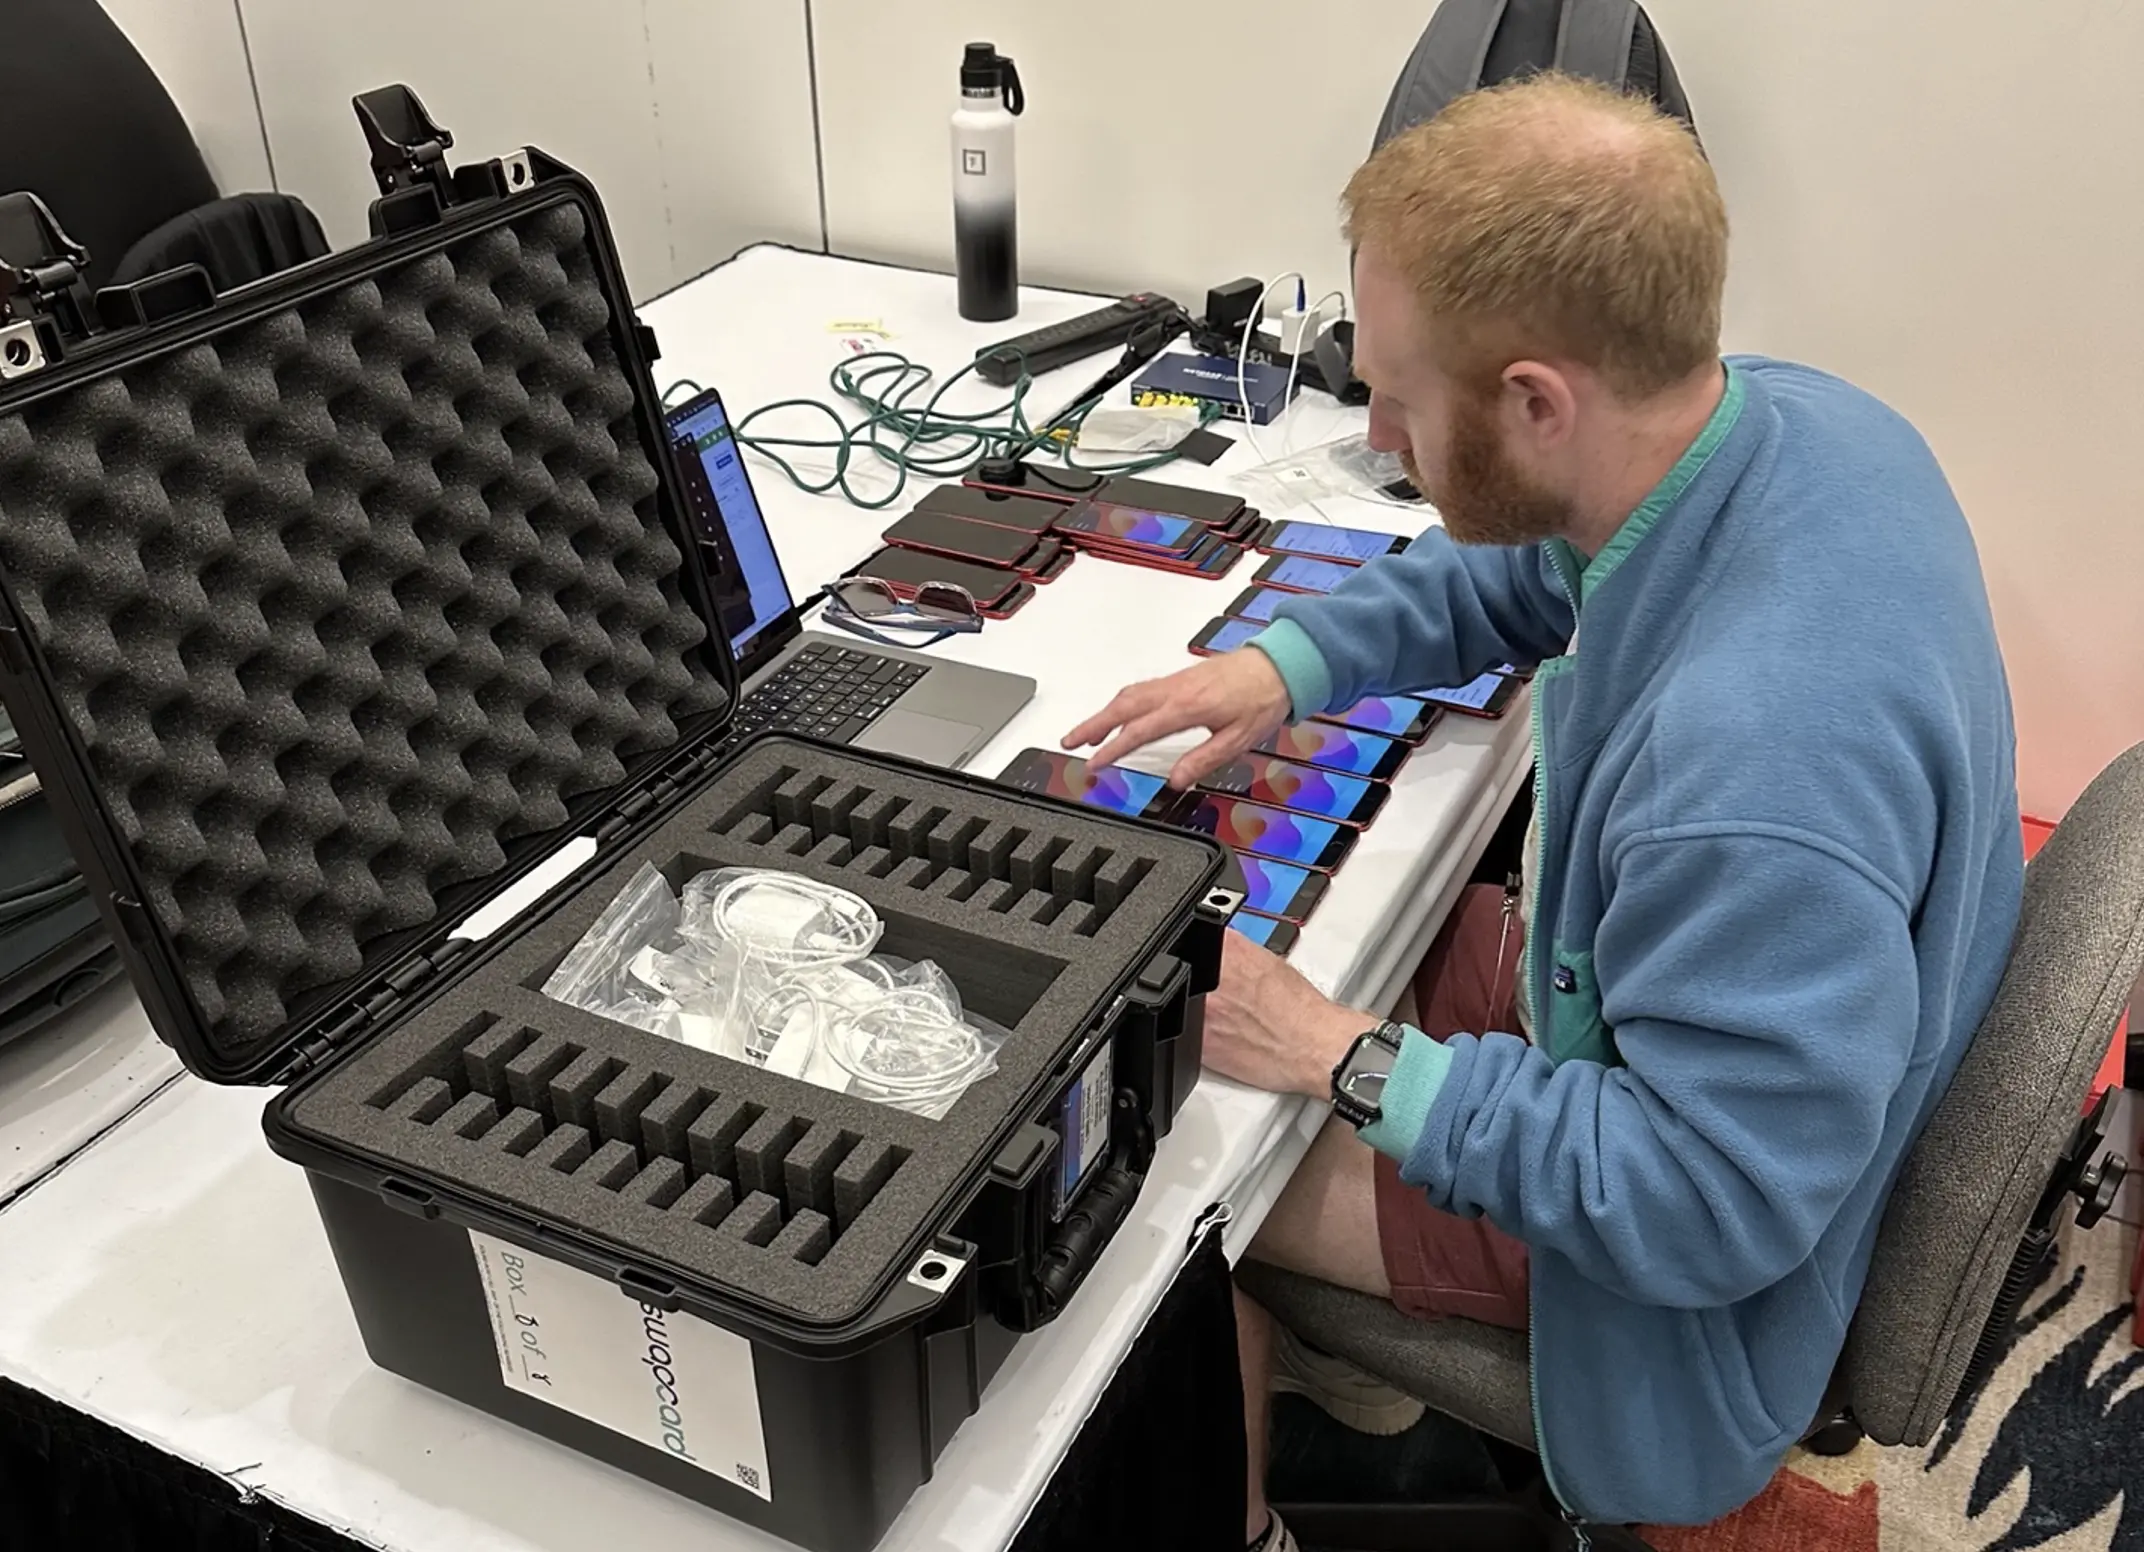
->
<box><xmin>1228</xmin><ymin>911</ymin><xmax>1297</xmax><ymax>953</ymax></box>
<box><xmin>1414</xmin><ymin>671</ymin><xmax>1506</xmax><ymax>712</ymax></box>
<box><xmin>1258</xmin><ymin>723</ymin><xmax>1405</xmax><ymax>778</ymax></box>
<box><xmin>1203</xmin><ymin>755</ymin><xmax>1379</xmax><ymax>823</ymax></box>
<box><xmin>1193</xmin><ymin>616</ymin><xmax>1264</xmax><ymax>655</ymax></box>
<box><xmin>1000</xmin><ymin>750</ymin><xmax>1170</xmax><ymax>817</ymax></box>
<box><xmin>1063</xmin><ymin>500</ymin><xmax>1204</xmax><ymax>553</ymax></box>
<box><xmin>1239</xmin><ymin>857</ymin><xmax>1321</xmax><ymax>919</ymax></box>
<box><xmin>1263</xmin><ymin>520</ymin><xmax>1402</xmax><ymax>563</ymax></box>
<box><xmin>1228</xmin><ymin>587</ymin><xmax>1288</xmax><ymax>624</ymax></box>
<box><xmin>1258</xmin><ymin>554</ymin><xmax>1355</xmax><ymax>593</ymax></box>
<box><xmin>1184</xmin><ymin>796</ymin><xmax>1345</xmax><ymax>868</ymax></box>
<box><xmin>1320</xmin><ymin>695</ymin><xmax>1435</xmax><ymax>739</ymax></box>
<box><xmin>886</xmin><ymin>510</ymin><xmax>1038</xmax><ymax>566</ymax></box>
<box><xmin>1097</xmin><ymin>476</ymin><xmax>1244</xmax><ymax>524</ymax></box>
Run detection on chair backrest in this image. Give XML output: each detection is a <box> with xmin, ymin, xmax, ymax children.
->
<box><xmin>0</xmin><ymin>0</ymin><xmax>220</xmax><ymax>291</ymax></box>
<box><xmin>1842</xmin><ymin>742</ymin><xmax>2144</xmax><ymax>1445</ymax></box>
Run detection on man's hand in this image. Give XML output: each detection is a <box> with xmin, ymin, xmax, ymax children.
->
<box><xmin>1202</xmin><ymin>931</ymin><xmax>1369</xmax><ymax>1098</ymax></box>
<box><xmin>1062</xmin><ymin>650</ymin><xmax>1292</xmax><ymax>789</ymax></box>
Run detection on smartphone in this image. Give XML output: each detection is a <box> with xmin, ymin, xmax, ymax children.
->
<box><xmin>882</xmin><ymin>509</ymin><xmax>1044</xmax><ymax>569</ymax></box>
<box><xmin>1257</xmin><ymin>519</ymin><xmax>1409</xmax><ymax>563</ymax></box>
<box><xmin>1183</xmin><ymin>794</ymin><xmax>1354</xmax><ymax>870</ymax></box>
<box><xmin>1058</xmin><ymin>498</ymin><xmax>1208</xmax><ymax>557</ymax></box>
<box><xmin>1214</xmin><ymin>508</ymin><xmax>1268</xmax><ymax>545</ymax></box>
<box><xmin>1228</xmin><ymin>911</ymin><xmax>1301</xmax><ymax>956</ymax></box>
<box><xmin>851</xmin><ymin>546</ymin><xmax>1021</xmax><ymax>608</ymax></box>
<box><xmin>1199</xmin><ymin>754</ymin><xmax>1386</xmax><ymax>826</ymax></box>
<box><xmin>1112</xmin><ymin>537</ymin><xmax>1242</xmax><ymax>580</ymax></box>
<box><xmin>1237</xmin><ymin>856</ymin><xmax>1329</xmax><ymax>923</ymax></box>
<box><xmin>1495</xmin><ymin>661</ymin><xmax>1535</xmax><ymax>680</ymax></box>
<box><xmin>963</xmin><ymin>459</ymin><xmax>1107</xmax><ymax>502</ymax></box>
<box><xmin>1223</xmin><ymin>586</ymin><xmax>1291</xmax><ymax>625</ymax></box>
<box><xmin>914</xmin><ymin>483</ymin><xmax>1066</xmax><ymax>534</ymax></box>
<box><xmin>1094</xmin><ymin>476</ymin><xmax>1246</xmax><ymax>526</ymax></box>
<box><xmin>1252</xmin><ymin>553</ymin><xmax>1356</xmax><ymax>594</ymax></box>
<box><xmin>1188</xmin><ymin>615</ymin><xmax>1265</xmax><ymax>657</ymax></box>
<box><xmin>1407</xmin><ymin>670</ymin><xmax>1521</xmax><ymax>719</ymax></box>
<box><xmin>1256</xmin><ymin>722</ymin><xmax>1410</xmax><ymax>781</ymax></box>
<box><xmin>1026</xmin><ymin>539</ymin><xmax>1075</xmax><ymax>582</ymax></box>
<box><xmin>1314</xmin><ymin>695</ymin><xmax>1441</xmax><ymax>742</ymax></box>
<box><xmin>995</xmin><ymin>749</ymin><xmax>1175</xmax><ymax>818</ymax></box>
<box><xmin>979</xmin><ymin>580</ymin><xmax>1038</xmax><ymax>620</ymax></box>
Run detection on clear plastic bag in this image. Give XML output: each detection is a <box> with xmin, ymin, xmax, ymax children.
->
<box><xmin>1231</xmin><ymin>432</ymin><xmax>1417</xmax><ymax>515</ymax></box>
<box><xmin>541</xmin><ymin>864</ymin><xmax>998</xmax><ymax>1119</ymax></box>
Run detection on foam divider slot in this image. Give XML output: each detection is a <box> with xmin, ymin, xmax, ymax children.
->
<box><xmin>767</xmin><ymin>1210</ymin><xmax>833</xmax><ymax>1266</ymax></box>
<box><xmin>718</xmin><ymin>1192</ymin><xmax>785</xmax><ymax>1248</ymax></box>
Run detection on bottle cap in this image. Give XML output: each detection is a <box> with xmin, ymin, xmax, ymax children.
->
<box><xmin>960</xmin><ymin>43</ymin><xmax>1023</xmax><ymax>113</ymax></box>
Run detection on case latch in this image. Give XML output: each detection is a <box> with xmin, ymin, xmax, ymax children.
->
<box><xmin>356</xmin><ymin>84</ymin><xmax>456</xmax><ymax>204</ymax></box>
<box><xmin>0</xmin><ymin>192</ymin><xmax>98</xmax><ymax>377</ymax></box>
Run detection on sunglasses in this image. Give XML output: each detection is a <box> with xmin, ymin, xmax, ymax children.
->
<box><xmin>818</xmin><ymin>576</ymin><xmax>984</xmax><ymax>648</ymax></box>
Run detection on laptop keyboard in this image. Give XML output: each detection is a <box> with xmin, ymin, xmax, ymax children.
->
<box><xmin>730</xmin><ymin>643</ymin><xmax>928</xmax><ymax>745</ymax></box>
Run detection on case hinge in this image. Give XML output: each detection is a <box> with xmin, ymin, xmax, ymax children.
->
<box><xmin>0</xmin><ymin>192</ymin><xmax>98</xmax><ymax>375</ymax></box>
<box><xmin>278</xmin><ymin>938</ymin><xmax>474</xmax><ymax>1081</ymax></box>
<box><xmin>355</xmin><ymin>83</ymin><xmax>456</xmax><ymax>205</ymax></box>
<box><xmin>595</xmin><ymin>740</ymin><xmax>729</xmax><ymax>843</ymax></box>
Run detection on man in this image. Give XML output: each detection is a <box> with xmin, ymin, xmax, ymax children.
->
<box><xmin>1065</xmin><ymin>75</ymin><xmax>2021</xmax><ymax>1546</ymax></box>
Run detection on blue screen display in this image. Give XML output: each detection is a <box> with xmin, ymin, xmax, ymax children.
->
<box><xmin>669</xmin><ymin>395</ymin><xmax>793</xmax><ymax>660</ymax></box>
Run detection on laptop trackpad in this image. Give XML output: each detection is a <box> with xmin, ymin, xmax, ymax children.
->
<box><xmin>851</xmin><ymin>709</ymin><xmax>979</xmax><ymax>765</ymax></box>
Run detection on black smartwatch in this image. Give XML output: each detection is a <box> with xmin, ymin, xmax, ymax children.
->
<box><xmin>1330</xmin><ymin>1020</ymin><xmax>1406</xmax><ymax>1129</ymax></box>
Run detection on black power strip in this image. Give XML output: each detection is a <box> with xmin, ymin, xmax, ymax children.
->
<box><xmin>973</xmin><ymin>293</ymin><xmax>1183</xmax><ymax>386</ymax></box>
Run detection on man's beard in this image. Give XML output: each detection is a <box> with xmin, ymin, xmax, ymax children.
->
<box><xmin>1408</xmin><ymin>392</ymin><xmax>1571</xmax><ymax>548</ymax></box>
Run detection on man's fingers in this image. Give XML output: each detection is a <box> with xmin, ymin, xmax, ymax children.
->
<box><xmin>1086</xmin><ymin>710</ymin><xmax>1182</xmax><ymax>775</ymax></box>
<box><xmin>1061</xmin><ymin>685</ymin><xmax>1153</xmax><ymax>752</ymax></box>
<box><xmin>1167</xmin><ymin>727</ymin><xmax>1249</xmax><ymax>790</ymax></box>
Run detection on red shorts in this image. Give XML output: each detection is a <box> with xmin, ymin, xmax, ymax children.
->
<box><xmin>1374</xmin><ymin>883</ymin><xmax>1532</xmax><ymax>1330</ymax></box>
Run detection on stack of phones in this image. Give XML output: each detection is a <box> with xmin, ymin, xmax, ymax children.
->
<box><xmin>958</xmin><ymin>462</ymin><xmax>1271</xmax><ymax>580</ymax></box>
<box><xmin>882</xmin><ymin>502</ymin><xmax>1075</xmax><ymax>583</ymax></box>
<box><xmin>1209</xmin><ymin>580</ymin><xmax>1528</xmax><ymax>720</ymax></box>
<box><xmin>995</xmin><ymin>746</ymin><xmax>1398</xmax><ymax>954</ymax></box>
<box><xmin>1189</xmin><ymin>616</ymin><xmax>1446</xmax><ymax>741</ymax></box>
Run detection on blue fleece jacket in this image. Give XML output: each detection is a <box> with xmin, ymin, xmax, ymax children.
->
<box><xmin>1249</xmin><ymin>358</ymin><xmax>2021</xmax><ymax>1524</ymax></box>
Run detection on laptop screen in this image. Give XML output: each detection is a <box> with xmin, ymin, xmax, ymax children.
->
<box><xmin>666</xmin><ymin>391</ymin><xmax>798</xmax><ymax>670</ymax></box>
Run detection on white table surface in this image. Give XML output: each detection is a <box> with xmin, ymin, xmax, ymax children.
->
<box><xmin>0</xmin><ymin>245</ymin><xmax>1531</xmax><ymax>1552</ymax></box>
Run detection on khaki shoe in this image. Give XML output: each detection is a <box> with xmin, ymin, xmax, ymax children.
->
<box><xmin>1269</xmin><ymin>1320</ymin><xmax>1426</xmax><ymax>1437</ymax></box>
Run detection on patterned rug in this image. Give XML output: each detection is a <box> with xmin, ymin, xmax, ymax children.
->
<box><xmin>1640</xmin><ymin>1216</ymin><xmax>2144</xmax><ymax>1552</ymax></box>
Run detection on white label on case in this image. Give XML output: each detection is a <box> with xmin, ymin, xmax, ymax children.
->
<box><xmin>469</xmin><ymin>1231</ymin><xmax>772</xmax><ymax>1501</ymax></box>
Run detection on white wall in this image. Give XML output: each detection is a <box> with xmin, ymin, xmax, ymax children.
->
<box><xmin>1642</xmin><ymin>0</ymin><xmax>2144</xmax><ymax>820</ymax></box>
<box><xmin>99</xmin><ymin>0</ymin><xmax>274</xmax><ymax>193</ymax></box>
<box><xmin>813</xmin><ymin>1</ymin><xmax>2144</xmax><ymax>818</ymax></box>
<box><xmin>235</xmin><ymin>0</ymin><xmax>824</xmax><ymax>301</ymax></box>
<box><xmin>810</xmin><ymin>2</ymin><xmax>1420</xmax><ymax>308</ymax></box>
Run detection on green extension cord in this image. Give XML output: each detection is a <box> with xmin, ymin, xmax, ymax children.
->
<box><xmin>661</xmin><ymin>349</ymin><xmax>1220</xmax><ymax>511</ymax></box>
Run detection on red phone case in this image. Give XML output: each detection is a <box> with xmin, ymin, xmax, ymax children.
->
<box><xmin>1101</xmin><ymin>541</ymin><xmax>1243</xmax><ymax>580</ymax></box>
<box><xmin>978</xmin><ymin>581</ymin><xmax>1037</xmax><ymax>620</ymax></box>
<box><xmin>882</xmin><ymin>512</ymin><xmax>1043</xmax><ymax>571</ymax></box>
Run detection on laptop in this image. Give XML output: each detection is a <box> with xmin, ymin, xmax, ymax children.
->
<box><xmin>665</xmin><ymin>388</ymin><xmax>1037</xmax><ymax>768</ymax></box>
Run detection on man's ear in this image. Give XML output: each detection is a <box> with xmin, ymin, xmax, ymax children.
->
<box><xmin>1501</xmin><ymin>360</ymin><xmax>1578</xmax><ymax>446</ymax></box>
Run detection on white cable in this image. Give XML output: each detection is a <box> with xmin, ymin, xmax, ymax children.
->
<box><xmin>1236</xmin><ymin>272</ymin><xmax>1302</xmax><ymax>472</ymax></box>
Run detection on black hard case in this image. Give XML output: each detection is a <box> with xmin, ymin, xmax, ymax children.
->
<box><xmin>0</xmin><ymin>90</ymin><xmax>1234</xmax><ymax>1552</ymax></box>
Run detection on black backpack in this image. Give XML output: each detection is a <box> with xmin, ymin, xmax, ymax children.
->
<box><xmin>0</xmin><ymin>703</ymin><xmax>123</xmax><ymax>1047</ymax></box>
<box><xmin>1375</xmin><ymin>0</ymin><xmax>1697</xmax><ymax>148</ymax></box>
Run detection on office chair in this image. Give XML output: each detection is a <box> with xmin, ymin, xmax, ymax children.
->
<box><xmin>0</xmin><ymin>0</ymin><xmax>326</xmax><ymax>296</ymax></box>
<box><xmin>1244</xmin><ymin>739</ymin><xmax>2144</xmax><ymax>1552</ymax></box>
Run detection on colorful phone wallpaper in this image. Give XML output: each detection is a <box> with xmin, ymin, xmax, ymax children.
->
<box><xmin>1262</xmin><ymin>723</ymin><xmax>1398</xmax><ymax>776</ymax></box>
<box><xmin>1212</xmin><ymin>757</ymin><xmax>1374</xmax><ymax>819</ymax></box>
<box><xmin>1186</xmin><ymin>797</ymin><xmax>1342</xmax><ymax>865</ymax></box>
<box><xmin>1014</xmin><ymin>754</ymin><xmax>1167</xmax><ymax>816</ymax></box>
<box><xmin>1239</xmin><ymin>857</ymin><xmax>1316</xmax><ymax>916</ymax></box>
<box><xmin>1263</xmin><ymin>555</ymin><xmax>1354</xmax><ymax>592</ymax></box>
<box><xmin>1326</xmin><ymin>695</ymin><xmax>1430</xmax><ymax>736</ymax></box>
<box><xmin>1076</xmin><ymin>503</ymin><xmax>1200</xmax><ymax>550</ymax></box>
